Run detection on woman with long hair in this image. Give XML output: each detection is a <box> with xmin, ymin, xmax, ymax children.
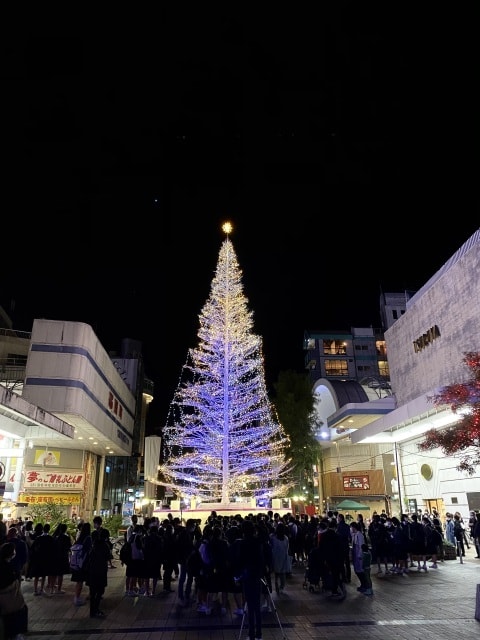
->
<box><xmin>51</xmin><ymin>523</ymin><xmax>72</xmax><ymax>595</ymax></box>
<box><xmin>85</xmin><ymin>529</ymin><xmax>110</xmax><ymax>618</ymax></box>
<box><xmin>27</xmin><ymin>523</ymin><xmax>48</xmax><ymax>596</ymax></box>
<box><xmin>70</xmin><ymin>521</ymin><xmax>92</xmax><ymax>606</ymax></box>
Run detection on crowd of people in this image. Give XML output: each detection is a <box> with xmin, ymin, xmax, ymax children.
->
<box><xmin>305</xmin><ymin>507</ymin><xmax>480</xmax><ymax>593</ymax></box>
<box><xmin>0</xmin><ymin>513</ymin><xmax>115</xmax><ymax>638</ymax></box>
<box><xmin>1</xmin><ymin>507</ymin><xmax>479</xmax><ymax>640</ymax></box>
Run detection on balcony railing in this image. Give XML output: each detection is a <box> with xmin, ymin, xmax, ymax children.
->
<box><xmin>0</xmin><ymin>327</ymin><xmax>31</xmax><ymax>340</ymax></box>
<box><xmin>143</xmin><ymin>376</ymin><xmax>154</xmax><ymax>396</ymax></box>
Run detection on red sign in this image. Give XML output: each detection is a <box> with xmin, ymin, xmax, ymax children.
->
<box><xmin>24</xmin><ymin>470</ymin><xmax>85</xmax><ymax>491</ymax></box>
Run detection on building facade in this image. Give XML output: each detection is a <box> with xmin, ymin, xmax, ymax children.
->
<box><xmin>355</xmin><ymin>228</ymin><xmax>480</xmax><ymax>516</ymax></box>
<box><xmin>313</xmin><ymin>228</ymin><xmax>480</xmax><ymax>519</ymax></box>
<box><xmin>304</xmin><ymin>326</ymin><xmax>390</xmax><ymax>386</ymax></box>
<box><xmin>0</xmin><ymin>317</ymin><xmax>153</xmax><ymax>522</ymax></box>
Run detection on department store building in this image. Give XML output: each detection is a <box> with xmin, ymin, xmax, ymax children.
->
<box><xmin>317</xmin><ymin>228</ymin><xmax>480</xmax><ymax>519</ymax></box>
<box><xmin>0</xmin><ymin>318</ymin><xmax>154</xmax><ymax>522</ymax></box>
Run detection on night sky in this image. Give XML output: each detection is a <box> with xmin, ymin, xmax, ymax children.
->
<box><xmin>2</xmin><ymin>12</ymin><xmax>478</xmax><ymax>430</ymax></box>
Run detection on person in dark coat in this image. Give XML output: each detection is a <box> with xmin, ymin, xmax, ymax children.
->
<box><xmin>0</xmin><ymin>514</ymin><xmax>7</xmax><ymax>544</ymax></box>
<box><xmin>161</xmin><ymin>522</ymin><xmax>176</xmax><ymax>594</ymax></box>
<box><xmin>36</xmin><ymin>523</ymin><xmax>57</xmax><ymax>596</ymax></box>
<box><xmin>51</xmin><ymin>523</ymin><xmax>72</xmax><ymax>595</ymax></box>
<box><xmin>335</xmin><ymin>513</ymin><xmax>352</xmax><ymax>583</ymax></box>
<box><xmin>472</xmin><ymin>512</ymin><xmax>480</xmax><ymax>558</ymax></box>
<box><xmin>0</xmin><ymin>541</ymin><xmax>28</xmax><ymax>639</ymax></box>
<box><xmin>27</xmin><ymin>523</ymin><xmax>52</xmax><ymax>596</ymax></box>
<box><xmin>174</xmin><ymin>518</ymin><xmax>196</xmax><ymax>605</ymax></box>
<box><xmin>93</xmin><ymin>515</ymin><xmax>115</xmax><ymax>569</ymax></box>
<box><xmin>422</xmin><ymin>517</ymin><xmax>442</xmax><ymax>568</ymax></box>
<box><xmin>317</xmin><ymin>519</ymin><xmax>345</xmax><ymax>598</ymax></box>
<box><xmin>205</xmin><ymin>525</ymin><xmax>230</xmax><ymax>615</ymax></box>
<box><xmin>71</xmin><ymin>521</ymin><xmax>92</xmax><ymax>606</ymax></box>
<box><xmin>235</xmin><ymin>519</ymin><xmax>267</xmax><ymax>640</ymax></box>
<box><xmin>409</xmin><ymin>513</ymin><xmax>427</xmax><ymax>571</ymax></box>
<box><xmin>85</xmin><ymin>529</ymin><xmax>110</xmax><ymax>618</ymax></box>
<box><xmin>143</xmin><ymin>524</ymin><xmax>164</xmax><ymax>597</ymax></box>
<box><xmin>6</xmin><ymin>526</ymin><xmax>28</xmax><ymax>582</ymax></box>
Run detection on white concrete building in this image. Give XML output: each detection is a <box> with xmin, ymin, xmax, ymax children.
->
<box><xmin>346</xmin><ymin>228</ymin><xmax>480</xmax><ymax>517</ymax></box>
<box><xmin>0</xmin><ymin>318</ymin><xmax>150</xmax><ymax>522</ymax></box>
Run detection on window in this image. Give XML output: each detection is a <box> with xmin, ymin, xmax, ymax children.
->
<box><xmin>323</xmin><ymin>339</ymin><xmax>347</xmax><ymax>355</ymax></box>
<box><xmin>376</xmin><ymin>340</ymin><xmax>387</xmax><ymax>356</ymax></box>
<box><xmin>378</xmin><ymin>360</ymin><xmax>389</xmax><ymax>377</ymax></box>
<box><xmin>325</xmin><ymin>359</ymin><xmax>348</xmax><ymax>376</ymax></box>
<box><xmin>6</xmin><ymin>353</ymin><xmax>27</xmax><ymax>366</ymax></box>
<box><xmin>354</xmin><ymin>344</ymin><xmax>368</xmax><ymax>351</ymax></box>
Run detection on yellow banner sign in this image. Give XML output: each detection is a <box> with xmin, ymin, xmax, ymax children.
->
<box><xmin>18</xmin><ymin>493</ymin><xmax>81</xmax><ymax>505</ymax></box>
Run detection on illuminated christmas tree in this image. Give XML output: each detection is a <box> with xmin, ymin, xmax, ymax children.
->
<box><xmin>159</xmin><ymin>222</ymin><xmax>292</xmax><ymax>504</ymax></box>
<box><xmin>419</xmin><ymin>351</ymin><xmax>480</xmax><ymax>475</ymax></box>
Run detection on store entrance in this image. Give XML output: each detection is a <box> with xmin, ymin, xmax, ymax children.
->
<box><xmin>425</xmin><ymin>498</ymin><xmax>444</xmax><ymax>520</ymax></box>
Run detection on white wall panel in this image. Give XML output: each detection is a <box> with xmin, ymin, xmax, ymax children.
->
<box><xmin>385</xmin><ymin>241</ymin><xmax>480</xmax><ymax>407</ymax></box>
<box><xmin>23</xmin><ymin>320</ymin><xmax>135</xmax><ymax>454</ymax></box>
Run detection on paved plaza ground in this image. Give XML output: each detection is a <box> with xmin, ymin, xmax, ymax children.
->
<box><xmin>18</xmin><ymin>544</ymin><xmax>480</xmax><ymax>640</ymax></box>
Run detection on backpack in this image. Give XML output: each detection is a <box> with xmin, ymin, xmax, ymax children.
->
<box><xmin>119</xmin><ymin>540</ymin><xmax>132</xmax><ymax>565</ymax></box>
<box><xmin>428</xmin><ymin>527</ymin><xmax>443</xmax><ymax>546</ymax></box>
<box><xmin>199</xmin><ymin>540</ymin><xmax>211</xmax><ymax>566</ymax></box>
<box><xmin>69</xmin><ymin>542</ymin><xmax>85</xmax><ymax>571</ymax></box>
<box><xmin>131</xmin><ymin>533</ymin><xmax>144</xmax><ymax>560</ymax></box>
<box><xmin>186</xmin><ymin>546</ymin><xmax>202</xmax><ymax>577</ymax></box>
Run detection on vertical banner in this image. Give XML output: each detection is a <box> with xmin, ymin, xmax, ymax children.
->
<box><xmin>144</xmin><ymin>436</ymin><xmax>161</xmax><ymax>483</ymax></box>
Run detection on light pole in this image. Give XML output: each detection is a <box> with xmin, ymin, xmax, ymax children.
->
<box><xmin>315</xmin><ymin>450</ymin><xmax>324</xmax><ymax>514</ymax></box>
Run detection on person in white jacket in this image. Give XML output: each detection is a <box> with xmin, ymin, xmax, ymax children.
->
<box><xmin>350</xmin><ymin>521</ymin><xmax>368</xmax><ymax>592</ymax></box>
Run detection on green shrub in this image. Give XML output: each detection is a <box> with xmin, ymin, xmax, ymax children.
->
<box><xmin>25</xmin><ymin>505</ymin><xmax>124</xmax><ymax>540</ymax></box>
<box><xmin>102</xmin><ymin>514</ymin><xmax>123</xmax><ymax>537</ymax></box>
<box><xmin>26</xmin><ymin>503</ymin><xmax>78</xmax><ymax>541</ymax></box>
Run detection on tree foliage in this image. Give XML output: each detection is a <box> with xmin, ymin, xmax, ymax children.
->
<box><xmin>272</xmin><ymin>370</ymin><xmax>319</xmax><ymax>480</ymax></box>
<box><xmin>25</xmin><ymin>504</ymin><xmax>123</xmax><ymax>540</ymax></box>
<box><xmin>26</xmin><ymin>502</ymin><xmax>77</xmax><ymax>540</ymax></box>
<box><xmin>418</xmin><ymin>351</ymin><xmax>480</xmax><ymax>474</ymax></box>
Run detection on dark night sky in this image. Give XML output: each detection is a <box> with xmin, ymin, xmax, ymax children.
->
<box><xmin>2</xmin><ymin>11</ymin><xmax>478</xmax><ymax>430</ymax></box>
